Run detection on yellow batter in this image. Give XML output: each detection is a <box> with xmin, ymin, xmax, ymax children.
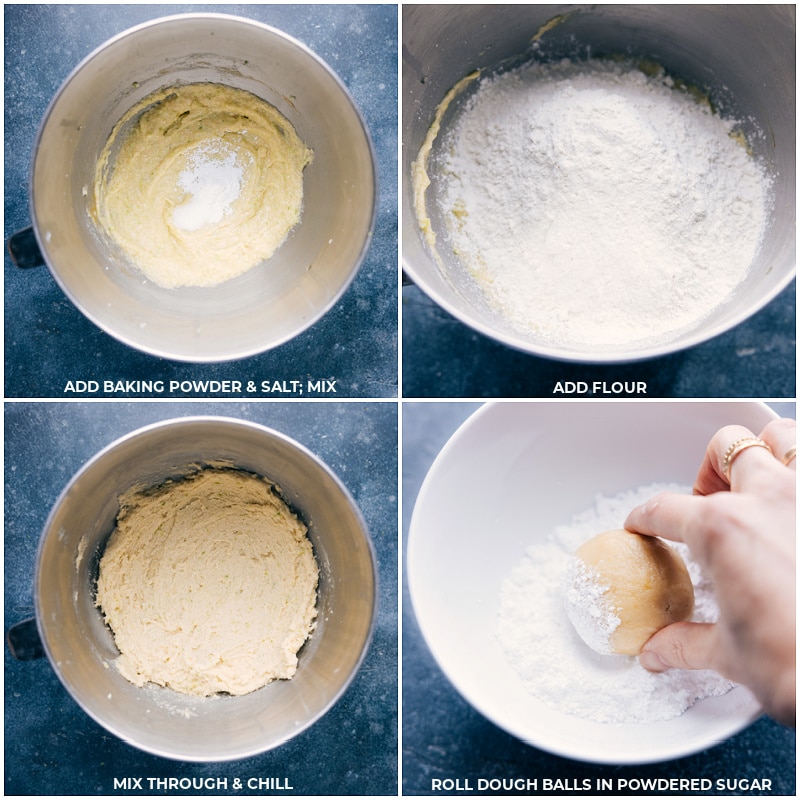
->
<box><xmin>411</xmin><ymin>70</ymin><xmax>480</xmax><ymax>254</ymax></box>
<box><xmin>95</xmin><ymin>469</ymin><xmax>319</xmax><ymax>697</ymax></box>
<box><xmin>93</xmin><ymin>83</ymin><xmax>313</xmax><ymax>289</ymax></box>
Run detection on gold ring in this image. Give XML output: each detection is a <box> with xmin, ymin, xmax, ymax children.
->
<box><xmin>722</xmin><ymin>437</ymin><xmax>772</xmax><ymax>482</ymax></box>
<box><xmin>782</xmin><ymin>446</ymin><xmax>797</xmax><ymax>467</ymax></box>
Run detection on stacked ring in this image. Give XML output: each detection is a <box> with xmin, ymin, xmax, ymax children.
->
<box><xmin>722</xmin><ymin>437</ymin><xmax>772</xmax><ymax>483</ymax></box>
<box><xmin>782</xmin><ymin>446</ymin><xmax>797</xmax><ymax>467</ymax></box>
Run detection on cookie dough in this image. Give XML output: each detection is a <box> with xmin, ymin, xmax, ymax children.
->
<box><xmin>93</xmin><ymin>82</ymin><xmax>313</xmax><ymax>288</ymax></box>
<box><xmin>411</xmin><ymin>69</ymin><xmax>480</xmax><ymax>253</ymax></box>
<box><xmin>95</xmin><ymin>469</ymin><xmax>319</xmax><ymax>696</ymax></box>
<box><xmin>564</xmin><ymin>529</ymin><xmax>694</xmax><ymax>655</ymax></box>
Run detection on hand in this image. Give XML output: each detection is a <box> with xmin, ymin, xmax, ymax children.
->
<box><xmin>624</xmin><ymin>418</ymin><xmax>796</xmax><ymax>725</ymax></box>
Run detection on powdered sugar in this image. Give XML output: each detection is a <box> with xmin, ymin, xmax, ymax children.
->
<box><xmin>563</xmin><ymin>558</ymin><xmax>619</xmax><ymax>655</ymax></box>
<box><xmin>435</xmin><ymin>58</ymin><xmax>770</xmax><ymax>349</ymax></box>
<box><xmin>173</xmin><ymin>142</ymin><xmax>245</xmax><ymax>232</ymax></box>
<box><xmin>496</xmin><ymin>483</ymin><xmax>734</xmax><ymax>724</ymax></box>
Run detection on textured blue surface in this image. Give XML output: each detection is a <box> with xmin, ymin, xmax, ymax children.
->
<box><xmin>402</xmin><ymin>282</ymin><xmax>796</xmax><ymax>399</ymax></box>
<box><xmin>5</xmin><ymin>401</ymin><xmax>398</xmax><ymax>795</ymax></box>
<box><xmin>402</xmin><ymin>402</ymin><xmax>796</xmax><ymax>796</ymax></box>
<box><xmin>4</xmin><ymin>3</ymin><xmax>797</xmax><ymax>797</ymax></box>
<box><xmin>4</xmin><ymin>4</ymin><xmax>398</xmax><ymax>398</ymax></box>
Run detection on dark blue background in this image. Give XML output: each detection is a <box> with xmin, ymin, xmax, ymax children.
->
<box><xmin>4</xmin><ymin>4</ymin><xmax>398</xmax><ymax>399</ymax></box>
<box><xmin>402</xmin><ymin>281</ymin><xmax>796</xmax><ymax>398</ymax></box>
<box><xmin>5</xmin><ymin>401</ymin><xmax>398</xmax><ymax>796</ymax></box>
<box><xmin>402</xmin><ymin>402</ymin><xmax>796</xmax><ymax>796</ymax></box>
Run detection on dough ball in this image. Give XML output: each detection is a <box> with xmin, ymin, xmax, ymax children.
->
<box><xmin>564</xmin><ymin>529</ymin><xmax>694</xmax><ymax>655</ymax></box>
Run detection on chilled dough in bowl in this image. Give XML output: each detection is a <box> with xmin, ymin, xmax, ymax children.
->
<box><xmin>95</xmin><ymin>468</ymin><xmax>319</xmax><ymax>697</ymax></box>
<box><xmin>93</xmin><ymin>82</ymin><xmax>313</xmax><ymax>289</ymax></box>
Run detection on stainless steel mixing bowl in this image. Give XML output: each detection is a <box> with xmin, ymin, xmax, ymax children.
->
<box><xmin>402</xmin><ymin>4</ymin><xmax>795</xmax><ymax>362</ymax></box>
<box><xmin>30</xmin><ymin>13</ymin><xmax>376</xmax><ymax>362</ymax></box>
<box><xmin>34</xmin><ymin>417</ymin><xmax>376</xmax><ymax>761</ymax></box>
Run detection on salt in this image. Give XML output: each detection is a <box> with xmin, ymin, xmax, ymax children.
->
<box><xmin>172</xmin><ymin>143</ymin><xmax>243</xmax><ymax>232</ymax></box>
<box><xmin>496</xmin><ymin>483</ymin><xmax>734</xmax><ymax>724</ymax></box>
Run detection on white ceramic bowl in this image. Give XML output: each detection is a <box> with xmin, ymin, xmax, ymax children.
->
<box><xmin>407</xmin><ymin>402</ymin><xmax>777</xmax><ymax>764</ymax></box>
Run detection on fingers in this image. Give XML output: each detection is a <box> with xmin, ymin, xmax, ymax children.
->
<box><xmin>624</xmin><ymin>491</ymin><xmax>704</xmax><ymax>545</ymax></box>
<box><xmin>692</xmin><ymin>424</ymin><xmax>749</xmax><ymax>497</ymax></box>
<box><xmin>693</xmin><ymin>423</ymin><xmax>788</xmax><ymax>495</ymax></box>
<box><xmin>627</xmin><ymin>417</ymin><xmax>797</xmax><ymax>546</ymax></box>
<box><xmin>639</xmin><ymin>621</ymin><xmax>721</xmax><ymax>674</ymax></box>
<box><xmin>694</xmin><ymin>424</ymin><xmax>773</xmax><ymax>494</ymax></box>
<box><xmin>759</xmin><ymin>418</ymin><xmax>797</xmax><ymax>471</ymax></box>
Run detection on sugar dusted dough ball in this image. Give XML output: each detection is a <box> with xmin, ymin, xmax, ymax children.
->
<box><xmin>564</xmin><ymin>529</ymin><xmax>694</xmax><ymax>655</ymax></box>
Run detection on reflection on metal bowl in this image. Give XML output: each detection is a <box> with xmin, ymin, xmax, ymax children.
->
<box><xmin>35</xmin><ymin>417</ymin><xmax>376</xmax><ymax>761</ymax></box>
<box><xmin>403</xmin><ymin>5</ymin><xmax>795</xmax><ymax>362</ymax></box>
<box><xmin>30</xmin><ymin>14</ymin><xmax>376</xmax><ymax>362</ymax></box>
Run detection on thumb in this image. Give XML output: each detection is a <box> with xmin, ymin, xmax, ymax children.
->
<box><xmin>639</xmin><ymin>621</ymin><xmax>720</xmax><ymax>673</ymax></box>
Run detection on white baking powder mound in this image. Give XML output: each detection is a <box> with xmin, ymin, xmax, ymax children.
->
<box><xmin>496</xmin><ymin>483</ymin><xmax>734</xmax><ymax>724</ymax></box>
<box><xmin>173</xmin><ymin>143</ymin><xmax>244</xmax><ymax>232</ymax></box>
<box><xmin>435</xmin><ymin>59</ymin><xmax>770</xmax><ymax>349</ymax></box>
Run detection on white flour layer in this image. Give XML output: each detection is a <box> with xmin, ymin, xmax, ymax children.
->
<box><xmin>496</xmin><ymin>483</ymin><xmax>733</xmax><ymax>724</ymax></box>
<box><xmin>437</xmin><ymin>59</ymin><xmax>770</xmax><ymax>349</ymax></box>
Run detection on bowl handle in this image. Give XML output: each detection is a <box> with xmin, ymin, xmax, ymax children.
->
<box><xmin>6</xmin><ymin>617</ymin><xmax>45</xmax><ymax>660</ymax></box>
<box><xmin>7</xmin><ymin>227</ymin><xmax>45</xmax><ymax>269</ymax></box>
